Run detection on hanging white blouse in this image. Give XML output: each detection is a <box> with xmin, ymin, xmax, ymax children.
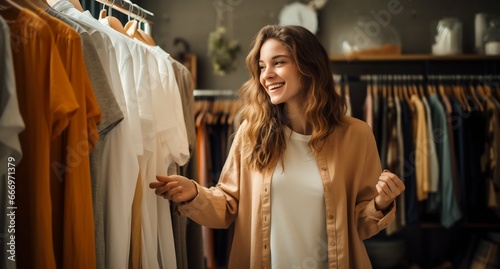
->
<box><xmin>52</xmin><ymin>2</ymin><xmax>140</xmax><ymax>269</ymax></box>
<box><xmin>152</xmin><ymin>46</ymin><xmax>190</xmax><ymax>168</ymax></box>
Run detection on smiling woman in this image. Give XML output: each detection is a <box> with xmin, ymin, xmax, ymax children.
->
<box><xmin>150</xmin><ymin>24</ymin><xmax>405</xmax><ymax>268</ymax></box>
<box><xmin>258</xmin><ymin>39</ymin><xmax>304</xmax><ymax>110</ymax></box>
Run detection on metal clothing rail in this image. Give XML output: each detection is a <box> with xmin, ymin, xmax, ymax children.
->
<box><xmin>334</xmin><ymin>74</ymin><xmax>500</xmax><ymax>82</ymax></box>
<box><xmin>193</xmin><ymin>89</ymin><xmax>239</xmax><ymax>97</ymax></box>
<box><xmin>95</xmin><ymin>0</ymin><xmax>154</xmax><ymax>24</ymax></box>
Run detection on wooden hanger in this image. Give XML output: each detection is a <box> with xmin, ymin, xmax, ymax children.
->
<box><xmin>99</xmin><ymin>0</ymin><xmax>128</xmax><ymax>35</ymax></box>
<box><xmin>125</xmin><ymin>20</ymin><xmax>156</xmax><ymax>46</ymax></box>
<box><xmin>451</xmin><ymin>76</ymin><xmax>469</xmax><ymax>111</ymax></box>
<box><xmin>396</xmin><ymin>83</ymin><xmax>402</xmax><ymax>100</ymax></box>
<box><xmin>455</xmin><ymin>85</ymin><xmax>471</xmax><ymax>112</ymax></box>
<box><xmin>382</xmin><ymin>76</ymin><xmax>388</xmax><ymax>99</ymax></box>
<box><xmin>418</xmin><ymin>84</ymin><xmax>425</xmax><ymax>98</ymax></box>
<box><xmin>195</xmin><ymin>99</ymin><xmax>209</xmax><ymax>128</ymax></box>
<box><xmin>372</xmin><ymin>78</ymin><xmax>378</xmax><ymax>99</ymax></box>
<box><xmin>412</xmin><ymin>83</ymin><xmax>419</xmax><ymax>97</ymax></box>
<box><xmin>136</xmin><ymin>18</ymin><xmax>155</xmax><ymax>46</ymax></box>
<box><xmin>410</xmin><ymin>84</ymin><xmax>418</xmax><ymax>99</ymax></box>
<box><xmin>124</xmin><ymin>4</ymin><xmax>156</xmax><ymax>46</ymax></box>
<box><xmin>438</xmin><ymin>84</ymin><xmax>447</xmax><ymax>100</ymax></box>
<box><xmin>388</xmin><ymin>81</ymin><xmax>393</xmax><ymax>98</ymax></box>
<box><xmin>402</xmin><ymin>83</ymin><xmax>411</xmax><ymax>104</ymax></box>
<box><xmin>468</xmin><ymin>84</ymin><xmax>484</xmax><ymax>112</ymax></box>
<box><xmin>483</xmin><ymin>84</ymin><xmax>493</xmax><ymax>97</ymax></box>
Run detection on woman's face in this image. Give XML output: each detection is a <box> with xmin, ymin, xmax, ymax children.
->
<box><xmin>259</xmin><ymin>38</ymin><xmax>304</xmax><ymax>107</ymax></box>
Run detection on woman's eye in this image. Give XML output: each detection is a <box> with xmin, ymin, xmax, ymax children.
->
<box><xmin>259</xmin><ymin>65</ymin><xmax>265</xmax><ymax>70</ymax></box>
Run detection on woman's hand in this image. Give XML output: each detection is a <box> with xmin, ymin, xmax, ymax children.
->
<box><xmin>149</xmin><ymin>175</ymin><xmax>198</xmax><ymax>203</ymax></box>
<box><xmin>374</xmin><ymin>170</ymin><xmax>405</xmax><ymax>213</ymax></box>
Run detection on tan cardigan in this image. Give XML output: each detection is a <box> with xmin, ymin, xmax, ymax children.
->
<box><xmin>178</xmin><ymin>116</ymin><xmax>396</xmax><ymax>268</ymax></box>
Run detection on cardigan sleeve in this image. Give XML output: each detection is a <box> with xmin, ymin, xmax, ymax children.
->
<box><xmin>354</xmin><ymin>123</ymin><xmax>397</xmax><ymax>240</ymax></box>
<box><xmin>176</xmin><ymin>122</ymin><xmax>247</xmax><ymax>228</ymax></box>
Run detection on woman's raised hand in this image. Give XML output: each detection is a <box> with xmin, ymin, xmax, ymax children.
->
<box><xmin>374</xmin><ymin>170</ymin><xmax>405</xmax><ymax>212</ymax></box>
<box><xmin>149</xmin><ymin>175</ymin><xmax>198</xmax><ymax>203</ymax></box>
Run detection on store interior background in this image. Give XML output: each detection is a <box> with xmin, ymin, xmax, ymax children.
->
<box><xmin>128</xmin><ymin>0</ymin><xmax>500</xmax><ymax>90</ymax></box>
<box><xmin>84</xmin><ymin>0</ymin><xmax>500</xmax><ymax>268</ymax></box>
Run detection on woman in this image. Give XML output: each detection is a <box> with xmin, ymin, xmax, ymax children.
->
<box><xmin>150</xmin><ymin>25</ymin><xmax>405</xmax><ymax>268</ymax></box>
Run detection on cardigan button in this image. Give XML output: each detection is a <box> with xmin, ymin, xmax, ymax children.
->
<box><xmin>328</xmin><ymin>215</ymin><xmax>334</xmax><ymax>220</ymax></box>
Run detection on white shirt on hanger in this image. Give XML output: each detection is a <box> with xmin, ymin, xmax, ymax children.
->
<box><xmin>51</xmin><ymin>2</ymin><xmax>141</xmax><ymax>269</ymax></box>
<box><xmin>152</xmin><ymin>46</ymin><xmax>190</xmax><ymax>167</ymax></box>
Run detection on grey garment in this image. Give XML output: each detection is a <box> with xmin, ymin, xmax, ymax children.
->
<box><xmin>47</xmin><ymin>7</ymin><xmax>124</xmax><ymax>104</ymax></box>
<box><xmin>170</xmin><ymin>58</ymin><xmax>196</xmax><ymax>150</ymax></box>
<box><xmin>0</xmin><ymin>18</ymin><xmax>10</xmax><ymax>117</ymax></box>
<box><xmin>169</xmin><ymin>57</ymin><xmax>204</xmax><ymax>269</ymax></box>
<box><xmin>46</xmin><ymin>8</ymin><xmax>124</xmax><ymax>269</ymax></box>
<box><xmin>0</xmin><ymin>16</ymin><xmax>17</xmax><ymax>269</ymax></box>
<box><xmin>46</xmin><ymin>8</ymin><xmax>123</xmax><ymax>137</ymax></box>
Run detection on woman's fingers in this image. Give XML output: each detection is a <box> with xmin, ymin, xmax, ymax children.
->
<box><xmin>149</xmin><ymin>175</ymin><xmax>181</xmax><ymax>190</ymax></box>
<box><xmin>156</xmin><ymin>175</ymin><xmax>179</xmax><ymax>183</ymax></box>
<box><xmin>379</xmin><ymin>171</ymin><xmax>405</xmax><ymax>194</ymax></box>
<box><xmin>149</xmin><ymin>181</ymin><xmax>165</xmax><ymax>189</ymax></box>
<box><xmin>163</xmin><ymin>185</ymin><xmax>184</xmax><ymax>201</ymax></box>
<box><xmin>149</xmin><ymin>174</ymin><xmax>197</xmax><ymax>203</ymax></box>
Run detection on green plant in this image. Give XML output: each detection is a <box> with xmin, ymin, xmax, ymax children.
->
<box><xmin>208</xmin><ymin>26</ymin><xmax>241</xmax><ymax>76</ymax></box>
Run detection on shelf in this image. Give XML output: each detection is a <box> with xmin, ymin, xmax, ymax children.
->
<box><xmin>329</xmin><ymin>54</ymin><xmax>500</xmax><ymax>62</ymax></box>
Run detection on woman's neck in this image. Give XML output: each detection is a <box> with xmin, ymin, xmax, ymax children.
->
<box><xmin>285</xmin><ymin>102</ymin><xmax>311</xmax><ymax>135</ymax></box>
<box><xmin>287</xmin><ymin>112</ymin><xmax>311</xmax><ymax>135</ymax></box>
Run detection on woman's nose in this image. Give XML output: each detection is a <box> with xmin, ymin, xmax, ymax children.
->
<box><xmin>262</xmin><ymin>67</ymin><xmax>275</xmax><ymax>79</ymax></box>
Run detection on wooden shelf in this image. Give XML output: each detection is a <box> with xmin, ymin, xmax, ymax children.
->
<box><xmin>329</xmin><ymin>54</ymin><xmax>500</xmax><ymax>62</ymax></box>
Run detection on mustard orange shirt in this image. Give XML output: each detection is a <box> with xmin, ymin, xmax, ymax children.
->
<box><xmin>36</xmin><ymin>8</ymin><xmax>101</xmax><ymax>269</ymax></box>
<box><xmin>3</xmin><ymin>8</ymin><xmax>79</xmax><ymax>269</ymax></box>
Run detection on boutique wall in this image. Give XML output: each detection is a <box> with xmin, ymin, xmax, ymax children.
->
<box><xmin>136</xmin><ymin>0</ymin><xmax>500</xmax><ymax>90</ymax></box>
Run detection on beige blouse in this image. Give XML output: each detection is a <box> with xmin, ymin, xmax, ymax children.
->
<box><xmin>178</xmin><ymin>116</ymin><xmax>396</xmax><ymax>269</ymax></box>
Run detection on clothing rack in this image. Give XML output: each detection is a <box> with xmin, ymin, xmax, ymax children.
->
<box><xmin>334</xmin><ymin>74</ymin><xmax>500</xmax><ymax>83</ymax></box>
<box><xmin>194</xmin><ymin>89</ymin><xmax>239</xmax><ymax>98</ymax></box>
<box><xmin>95</xmin><ymin>0</ymin><xmax>154</xmax><ymax>24</ymax></box>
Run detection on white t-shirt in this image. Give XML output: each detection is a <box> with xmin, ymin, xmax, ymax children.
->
<box><xmin>270</xmin><ymin>128</ymin><xmax>328</xmax><ymax>269</ymax></box>
<box><xmin>152</xmin><ymin>46</ymin><xmax>190</xmax><ymax>168</ymax></box>
<box><xmin>51</xmin><ymin>3</ymin><xmax>141</xmax><ymax>269</ymax></box>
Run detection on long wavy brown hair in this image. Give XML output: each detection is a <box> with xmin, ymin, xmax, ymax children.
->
<box><xmin>238</xmin><ymin>25</ymin><xmax>346</xmax><ymax>172</ymax></box>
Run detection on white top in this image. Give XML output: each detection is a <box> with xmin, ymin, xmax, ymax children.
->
<box><xmin>152</xmin><ymin>46</ymin><xmax>190</xmax><ymax>167</ymax></box>
<box><xmin>51</xmin><ymin>2</ymin><xmax>140</xmax><ymax>269</ymax></box>
<box><xmin>270</xmin><ymin>128</ymin><xmax>328</xmax><ymax>269</ymax></box>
